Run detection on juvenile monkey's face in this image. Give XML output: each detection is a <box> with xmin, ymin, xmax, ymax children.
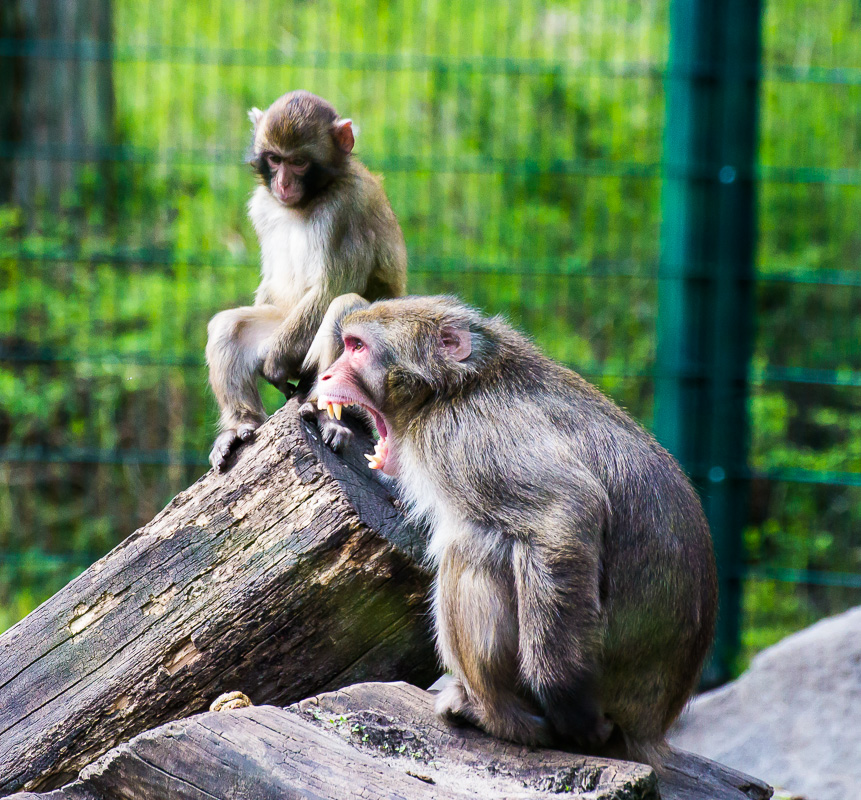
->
<box><xmin>249</xmin><ymin>91</ymin><xmax>355</xmax><ymax>208</ymax></box>
<box><xmin>260</xmin><ymin>150</ymin><xmax>311</xmax><ymax>206</ymax></box>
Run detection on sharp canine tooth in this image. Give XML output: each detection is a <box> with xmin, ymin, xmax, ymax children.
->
<box><xmin>326</xmin><ymin>403</ymin><xmax>334</xmax><ymax>419</ymax></box>
<box><xmin>333</xmin><ymin>403</ymin><xmax>342</xmax><ymax>420</ymax></box>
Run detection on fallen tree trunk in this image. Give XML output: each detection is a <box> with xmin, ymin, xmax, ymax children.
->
<box><xmin>0</xmin><ymin>400</ymin><xmax>437</xmax><ymax>796</ymax></box>
<box><xmin>0</xmin><ymin>402</ymin><xmax>774</xmax><ymax>800</ymax></box>
<box><xmin>5</xmin><ymin>682</ymin><xmax>773</xmax><ymax>800</ymax></box>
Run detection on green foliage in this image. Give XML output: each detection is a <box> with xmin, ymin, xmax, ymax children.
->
<box><xmin>1</xmin><ymin>0</ymin><xmax>859</xmax><ymax>673</ymax></box>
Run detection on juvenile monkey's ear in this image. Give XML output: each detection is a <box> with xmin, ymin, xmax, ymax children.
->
<box><xmin>332</xmin><ymin>119</ymin><xmax>355</xmax><ymax>154</ymax></box>
<box><xmin>248</xmin><ymin>107</ymin><xmax>264</xmax><ymax>130</ymax></box>
<box><xmin>440</xmin><ymin>325</ymin><xmax>472</xmax><ymax>362</ymax></box>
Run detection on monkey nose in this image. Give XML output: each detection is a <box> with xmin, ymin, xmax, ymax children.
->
<box><xmin>320</xmin><ymin>373</ymin><xmax>332</xmax><ymax>381</ymax></box>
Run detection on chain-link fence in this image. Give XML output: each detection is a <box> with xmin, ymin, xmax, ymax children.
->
<box><xmin>1</xmin><ymin>0</ymin><xmax>859</xmax><ymax>678</ymax></box>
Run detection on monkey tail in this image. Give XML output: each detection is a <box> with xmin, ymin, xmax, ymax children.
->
<box><xmin>616</xmin><ymin>729</ymin><xmax>670</xmax><ymax>773</ymax></box>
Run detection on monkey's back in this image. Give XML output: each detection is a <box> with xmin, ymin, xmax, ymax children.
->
<box><xmin>319</xmin><ymin>160</ymin><xmax>408</xmax><ymax>300</ymax></box>
<box><xmin>533</xmin><ymin>349</ymin><xmax>716</xmax><ymax>746</ymax></box>
<box><xmin>553</xmin><ymin>364</ymin><xmax>716</xmax><ymax>740</ymax></box>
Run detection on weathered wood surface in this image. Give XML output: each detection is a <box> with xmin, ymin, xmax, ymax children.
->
<box><xmin>0</xmin><ymin>400</ymin><xmax>437</xmax><ymax>796</ymax></box>
<box><xmin>5</xmin><ymin>682</ymin><xmax>772</xmax><ymax>800</ymax></box>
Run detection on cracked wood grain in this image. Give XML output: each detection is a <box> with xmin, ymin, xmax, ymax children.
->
<box><xmin>0</xmin><ymin>400</ymin><xmax>436</xmax><ymax>796</ymax></box>
<box><xmin>4</xmin><ymin>682</ymin><xmax>772</xmax><ymax>800</ymax></box>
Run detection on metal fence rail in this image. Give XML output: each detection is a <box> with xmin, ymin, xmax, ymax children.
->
<box><xmin>1</xmin><ymin>0</ymin><xmax>859</xmax><ymax>677</ymax></box>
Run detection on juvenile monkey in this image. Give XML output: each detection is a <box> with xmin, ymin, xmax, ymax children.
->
<box><xmin>206</xmin><ymin>91</ymin><xmax>407</xmax><ymax>470</ymax></box>
<box><xmin>311</xmin><ymin>295</ymin><xmax>717</xmax><ymax>767</ymax></box>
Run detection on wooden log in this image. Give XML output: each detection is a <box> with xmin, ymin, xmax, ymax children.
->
<box><xmin>5</xmin><ymin>681</ymin><xmax>773</xmax><ymax>800</ymax></box>
<box><xmin>0</xmin><ymin>400</ymin><xmax>437</xmax><ymax>796</ymax></box>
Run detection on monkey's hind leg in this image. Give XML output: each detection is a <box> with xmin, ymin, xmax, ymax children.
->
<box><xmin>300</xmin><ymin>292</ymin><xmax>371</xmax><ymax>452</ymax></box>
<box><xmin>206</xmin><ymin>305</ymin><xmax>283</xmax><ymax>471</ymax></box>
<box><xmin>433</xmin><ymin>548</ymin><xmax>553</xmax><ymax>748</ymax></box>
<box><xmin>434</xmin><ymin>669</ymin><xmax>553</xmax><ymax>748</ymax></box>
<box><xmin>512</xmin><ymin>510</ymin><xmax>615</xmax><ymax>752</ymax></box>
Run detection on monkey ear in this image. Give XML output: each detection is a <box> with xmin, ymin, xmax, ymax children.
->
<box><xmin>248</xmin><ymin>107</ymin><xmax>264</xmax><ymax>130</ymax></box>
<box><xmin>440</xmin><ymin>325</ymin><xmax>472</xmax><ymax>362</ymax></box>
<box><xmin>332</xmin><ymin>119</ymin><xmax>355</xmax><ymax>154</ymax></box>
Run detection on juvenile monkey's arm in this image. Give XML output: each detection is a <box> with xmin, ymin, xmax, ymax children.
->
<box><xmin>513</xmin><ymin>478</ymin><xmax>612</xmax><ymax>746</ymax></box>
<box><xmin>261</xmin><ymin>287</ymin><xmax>336</xmax><ymax>389</ymax></box>
<box><xmin>263</xmin><ymin>227</ymin><xmax>377</xmax><ymax>388</ymax></box>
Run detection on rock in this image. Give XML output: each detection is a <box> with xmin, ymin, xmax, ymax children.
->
<box><xmin>669</xmin><ymin>606</ymin><xmax>861</xmax><ymax>800</ymax></box>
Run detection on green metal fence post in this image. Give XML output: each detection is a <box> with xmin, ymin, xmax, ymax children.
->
<box><xmin>655</xmin><ymin>0</ymin><xmax>763</xmax><ymax>685</ymax></box>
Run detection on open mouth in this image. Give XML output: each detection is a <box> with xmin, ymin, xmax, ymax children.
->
<box><xmin>316</xmin><ymin>396</ymin><xmax>390</xmax><ymax>472</ymax></box>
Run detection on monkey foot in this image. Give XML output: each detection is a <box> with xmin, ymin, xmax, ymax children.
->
<box><xmin>209</xmin><ymin>423</ymin><xmax>259</xmax><ymax>471</ymax></box>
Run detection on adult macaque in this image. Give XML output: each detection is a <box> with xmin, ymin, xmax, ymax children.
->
<box><xmin>206</xmin><ymin>91</ymin><xmax>407</xmax><ymax>470</ymax></box>
<box><xmin>312</xmin><ymin>295</ymin><xmax>717</xmax><ymax>767</ymax></box>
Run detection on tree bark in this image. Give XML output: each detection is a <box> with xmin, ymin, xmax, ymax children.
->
<box><xmin>4</xmin><ymin>682</ymin><xmax>773</xmax><ymax>800</ymax></box>
<box><xmin>0</xmin><ymin>400</ymin><xmax>437</xmax><ymax>796</ymax></box>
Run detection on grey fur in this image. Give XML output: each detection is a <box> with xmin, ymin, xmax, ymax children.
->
<box><xmin>205</xmin><ymin>92</ymin><xmax>407</xmax><ymax>470</ymax></box>
<box><xmin>314</xmin><ymin>295</ymin><xmax>718</xmax><ymax>767</ymax></box>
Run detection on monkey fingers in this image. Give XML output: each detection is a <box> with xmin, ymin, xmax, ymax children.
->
<box><xmin>434</xmin><ymin>677</ymin><xmax>481</xmax><ymax>728</ymax></box>
<box><xmin>261</xmin><ymin>354</ymin><xmax>297</xmax><ymax>398</ymax></box>
<box><xmin>318</xmin><ymin>415</ymin><xmax>355</xmax><ymax>452</ymax></box>
<box><xmin>298</xmin><ymin>402</ymin><xmax>356</xmax><ymax>453</ymax></box>
<box><xmin>209</xmin><ymin>423</ymin><xmax>260</xmax><ymax>471</ymax></box>
<box><xmin>435</xmin><ymin>676</ymin><xmax>552</xmax><ymax>747</ymax></box>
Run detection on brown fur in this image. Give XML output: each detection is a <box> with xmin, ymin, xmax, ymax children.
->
<box><xmin>312</xmin><ymin>295</ymin><xmax>718</xmax><ymax>768</ymax></box>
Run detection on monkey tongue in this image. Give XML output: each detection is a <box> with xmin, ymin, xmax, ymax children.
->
<box><xmin>366</xmin><ymin>408</ymin><xmax>388</xmax><ymax>441</ymax></box>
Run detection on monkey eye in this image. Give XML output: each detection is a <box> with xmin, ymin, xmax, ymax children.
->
<box><xmin>345</xmin><ymin>336</ymin><xmax>364</xmax><ymax>353</ymax></box>
<box><xmin>267</xmin><ymin>153</ymin><xmax>282</xmax><ymax>165</ymax></box>
<box><xmin>289</xmin><ymin>158</ymin><xmax>310</xmax><ymax>174</ymax></box>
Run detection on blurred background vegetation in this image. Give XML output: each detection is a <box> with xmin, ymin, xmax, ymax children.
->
<box><xmin>0</xmin><ymin>0</ymin><xmax>858</xmax><ymax>677</ymax></box>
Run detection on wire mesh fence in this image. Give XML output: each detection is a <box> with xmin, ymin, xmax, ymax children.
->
<box><xmin>0</xmin><ymin>0</ymin><xmax>858</xmax><ymax>675</ymax></box>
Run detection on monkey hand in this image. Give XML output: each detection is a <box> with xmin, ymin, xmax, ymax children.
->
<box><xmin>262</xmin><ymin>350</ymin><xmax>298</xmax><ymax>398</ymax></box>
<box><xmin>569</xmin><ymin>712</ymin><xmax>614</xmax><ymax>750</ymax></box>
<box><xmin>545</xmin><ymin>686</ymin><xmax>614</xmax><ymax>750</ymax></box>
<box><xmin>299</xmin><ymin>401</ymin><xmax>356</xmax><ymax>452</ymax></box>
